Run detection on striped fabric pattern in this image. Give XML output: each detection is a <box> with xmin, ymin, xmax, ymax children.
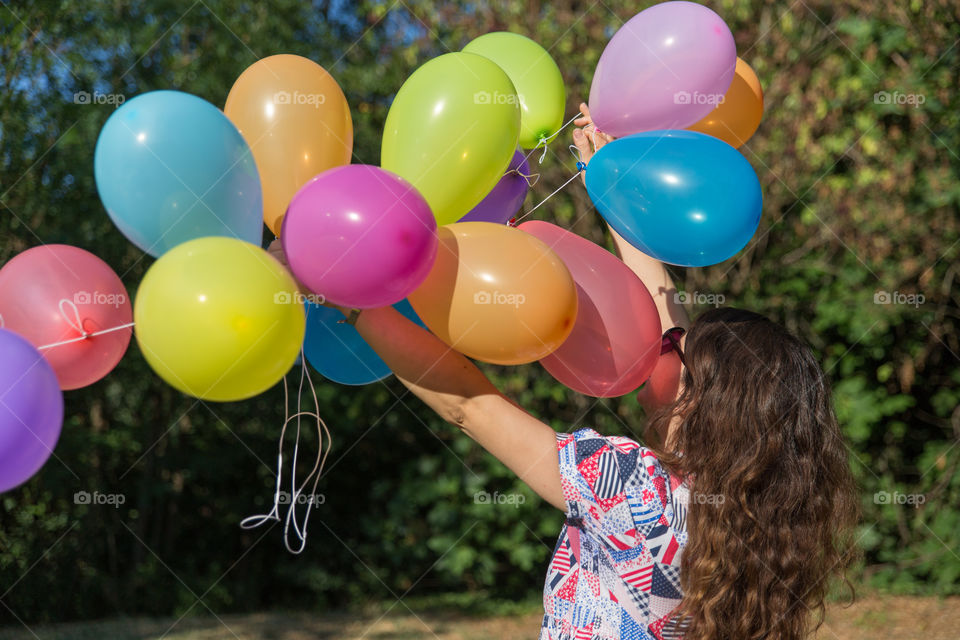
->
<box><xmin>540</xmin><ymin>428</ymin><xmax>689</xmax><ymax>640</ymax></box>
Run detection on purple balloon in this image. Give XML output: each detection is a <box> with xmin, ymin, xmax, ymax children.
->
<box><xmin>460</xmin><ymin>149</ymin><xmax>531</xmax><ymax>224</ymax></box>
<box><xmin>0</xmin><ymin>328</ymin><xmax>64</xmax><ymax>493</ymax></box>
<box><xmin>588</xmin><ymin>1</ymin><xmax>736</xmax><ymax>138</ymax></box>
<box><xmin>282</xmin><ymin>165</ymin><xmax>439</xmax><ymax>309</ymax></box>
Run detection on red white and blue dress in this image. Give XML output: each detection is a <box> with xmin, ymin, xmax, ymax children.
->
<box><xmin>540</xmin><ymin>428</ymin><xmax>690</xmax><ymax>640</ymax></box>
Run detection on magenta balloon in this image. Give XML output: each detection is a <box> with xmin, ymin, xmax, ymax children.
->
<box><xmin>519</xmin><ymin>221</ymin><xmax>661</xmax><ymax>397</ymax></box>
<box><xmin>0</xmin><ymin>328</ymin><xmax>64</xmax><ymax>493</ymax></box>
<box><xmin>282</xmin><ymin>165</ymin><xmax>439</xmax><ymax>309</ymax></box>
<box><xmin>588</xmin><ymin>1</ymin><xmax>737</xmax><ymax>137</ymax></box>
<box><xmin>0</xmin><ymin>244</ymin><xmax>133</xmax><ymax>390</ymax></box>
<box><xmin>460</xmin><ymin>149</ymin><xmax>530</xmax><ymax>224</ymax></box>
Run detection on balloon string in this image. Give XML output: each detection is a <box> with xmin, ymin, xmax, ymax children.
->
<box><xmin>504</xmin><ymin>167</ymin><xmax>540</xmax><ymax>187</ymax></box>
<box><xmin>240</xmin><ymin>348</ymin><xmax>331</xmax><ymax>554</ymax></box>
<box><xmin>516</xmin><ymin>112</ymin><xmax>581</xmax><ymax>169</ymax></box>
<box><xmin>37</xmin><ymin>322</ymin><xmax>135</xmax><ymax>350</ymax></box>
<box><xmin>59</xmin><ymin>299</ymin><xmax>85</xmax><ymax>334</ymax></box>
<box><xmin>512</xmin><ymin>145</ymin><xmax>587</xmax><ymax>225</ymax></box>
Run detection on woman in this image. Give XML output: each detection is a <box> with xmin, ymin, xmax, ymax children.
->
<box><xmin>269</xmin><ymin>104</ymin><xmax>859</xmax><ymax>640</ymax></box>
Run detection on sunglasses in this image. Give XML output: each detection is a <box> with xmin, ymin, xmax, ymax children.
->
<box><xmin>661</xmin><ymin>326</ymin><xmax>686</xmax><ymax>366</ymax></box>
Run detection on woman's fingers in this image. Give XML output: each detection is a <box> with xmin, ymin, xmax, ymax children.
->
<box><xmin>594</xmin><ymin>130</ymin><xmax>613</xmax><ymax>152</ymax></box>
<box><xmin>573</xmin><ymin>101</ymin><xmax>592</xmax><ymax>127</ymax></box>
<box><xmin>572</xmin><ymin>128</ymin><xmax>594</xmax><ymax>166</ymax></box>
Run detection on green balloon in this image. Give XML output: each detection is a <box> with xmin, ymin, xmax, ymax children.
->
<box><xmin>463</xmin><ymin>32</ymin><xmax>566</xmax><ymax>149</ymax></box>
<box><xmin>381</xmin><ymin>53</ymin><xmax>520</xmax><ymax>226</ymax></box>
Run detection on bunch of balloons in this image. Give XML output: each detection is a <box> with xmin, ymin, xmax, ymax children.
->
<box><xmin>1</xmin><ymin>0</ymin><xmax>767</xmax><ymax>493</ymax></box>
<box><xmin>585</xmin><ymin>1</ymin><xmax>764</xmax><ymax>266</ymax></box>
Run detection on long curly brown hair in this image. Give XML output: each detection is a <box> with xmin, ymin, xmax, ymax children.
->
<box><xmin>646</xmin><ymin>307</ymin><xmax>859</xmax><ymax>640</ymax></box>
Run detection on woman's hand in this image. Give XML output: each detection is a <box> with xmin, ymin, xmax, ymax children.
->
<box><xmin>572</xmin><ymin>102</ymin><xmax>615</xmax><ymax>183</ymax></box>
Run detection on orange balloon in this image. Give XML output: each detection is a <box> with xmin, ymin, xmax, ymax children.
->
<box><xmin>225</xmin><ymin>54</ymin><xmax>353</xmax><ymax>235</ymax></box>
<box><xmin>687</xmin><ymin>58</ymin><xmax>763</xmax><ymax>148</ymax></box>
<box><xmin>408</xmin><ymin>222</ymin><xmax>578</xmax><ymax>365</ymax></box>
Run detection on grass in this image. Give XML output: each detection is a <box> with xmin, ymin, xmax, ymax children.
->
<box><xmin>1</xmin><ymin>595</ymin><xmax>959</xmax><ymax>639</ymax></box>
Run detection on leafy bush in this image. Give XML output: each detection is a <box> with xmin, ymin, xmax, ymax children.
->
<box><xmin>0</xmin><ymin>0</ymin><xmax>957</xmax><ymax>624</ymax></box>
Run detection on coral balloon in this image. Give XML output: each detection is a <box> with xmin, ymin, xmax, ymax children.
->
<box><xmin>225</xmin><ymin>54</ymin><xmax>353</xmax><ymax>235</ymax></box>
<box><xmin>519</xmin><ymin>221</ymin><xmax>661</xmax><ymax>397</ymax></box>
<box><xmin>460</xmin><ymin>149</ymin><xmax>531</xmax><ymax>224</ymax></box>
<box><xmin>134</xmin><ymin>237</ymin><xmax>305</xmax><ymax>401</ymax></box>
<box><xmin>0</xmin><ymin>245</ymin><xmax>132</xmax><ymax>390</ymax></box>
<box><xmin>687</xmin><ymin>58</ymin><xmax>764</xmax><ymax>148</ymax></box>
<box><xmin>94</xmin><ymin>90</ymin><xmax>263</xmax><ymax>256</ymax></box>
<box><xmin>281</xmin><ymin>165</ymin><xmax>438</xmax><ymax>309</ymax></box>
<box><xmin>588</xmin><ymin>1</ymin><xmax>736</xmax><ymax>137</ymax></box>
<box><xmin>585</xmin><ymin>131</ymin><xmax>763</xmax><ymax>267</ymax></box>
<box><xmin>463</xmin><ymin>32</ymin><xmax>565</xmax><ymax>149</ymax></box>
<box><xmin>0</xmin><ymin>329</ymin><xmax>63</xmax><ymax>493</ymax></box>
<box><xmin>381</xmin><ymin>53</ymin><xmax>520</xmax><ymax>226</ymax></box>
<box><xmin>408</xmin><ymin>222</ymin><xmax>577</xmax><ymax>365</ymax></box>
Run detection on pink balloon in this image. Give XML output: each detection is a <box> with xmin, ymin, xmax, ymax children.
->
<box><xmin>519</xmin><ymin>221</ymin><xmax>661</xmax><ymax>397</ymax></box>
<box><xmin>282</xmin><ymin>165</ymin><xmax>439</xmax><ymax>309</ymax></box>
<box><xmin>0</xmin><ymin>245</ymin><xmax>133</xmax><ymax>390</ymax></box>
<box><xmin>588</xmin><ymin>1</ymin><xmax>737</xmax><ymax>138</ymax></box>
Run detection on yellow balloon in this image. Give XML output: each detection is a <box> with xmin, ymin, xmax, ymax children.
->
<box><xmin>408</xmin><ymin>222</ymin><xmax>577</xmax><ymax>365</ymax></box>
<box><xmin>134</xmin><ymin>237</ymin><xmax>306</xmax><ymax>401</ymax></box>
<box><xmin>225</xmin><ymin>54</ymin><xmax>353</xmax><ymax>236</ymax></box>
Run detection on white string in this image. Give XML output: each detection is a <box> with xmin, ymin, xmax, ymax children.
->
<box><xmin>59</xmin><ymin>299</ymin><xmax>86</xmax><ymax>335</ymax></box>
<box><xmin>504</xmin><ymin>167</ymin><xmax>541</xmax><ymax>187</ymax></box>
<box><xmin>512</xmin><ymin>145</ymin><xmax>586</xmax><ymax>224</ymax></box>
<box><xmin>32</xmin><ymin>298</ymin><xmax>134</xmax><ymax>350</ymax></box>
<box><xmin>38</xmin><ymin>323</ymin><xmax>135</xmax><ymax>350</ymax></box>
<box><xmin>517</xmin><ymin>112</ymin><xmax>582</xmax><ymax>168</ymax></box>
<box><xmin>241</xmin><ymin>347</ymin><xmax>331</xmax><ymax>554</ymax></box>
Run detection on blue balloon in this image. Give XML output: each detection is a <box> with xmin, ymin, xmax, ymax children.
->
<box><xmin>585</xmin><ymin>130</ymin><xmax>762</xmax><ymax>267</ymax></box>
<box><xmin>94</xmin><ymin>90</ymin><xmax>263</xmax><ymax>257</ymax></box>
<box><xmin>303</xmin><ymin>300</ymin><xmax>425</xmax><ymax>386</ymax></box>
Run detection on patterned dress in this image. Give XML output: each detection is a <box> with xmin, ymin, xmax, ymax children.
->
<box><xmin>540</xmin><ymin>428</ymin><xmax>689</xmax><ymax>640</ymax></box>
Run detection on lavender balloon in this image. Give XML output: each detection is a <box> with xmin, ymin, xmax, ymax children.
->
<box><xmin>460</xmin><ymin>149</ymin><xmax>531</xmax><ymax>224</ymax></box>
<box><xmin>588</xmin><ymin>1</ymin><xmax>737</xmax><ymax>138</ymax></box>
<box><xmin>0</xmin><ymin>329</ymin><xmax>64</xmax><ymax>493</ymax></box>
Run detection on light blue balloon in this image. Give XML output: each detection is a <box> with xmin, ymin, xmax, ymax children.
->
<box><xmin>303</xmin><ymin>299</ymin><xmax>425</xmax><ymax>386</ymax></box>
<box><xmin>585</xmin><ymin>130</ymin><xmax>762</xmax><ymax>267</ymax></box>
<box><xmin>94</xmin><ymin>90</ymin><xmax>263</xmax><ymax>257</ymax></box>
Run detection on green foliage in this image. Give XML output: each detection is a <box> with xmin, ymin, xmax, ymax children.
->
<box><xmin>1</xmin><ymin>0</ymin><xmax>958</xmax><ymax>626</ymax></box>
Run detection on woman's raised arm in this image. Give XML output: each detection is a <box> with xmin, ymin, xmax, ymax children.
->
<box><xmin>267</xmin><ymin>240</ymin><xmax>566</xmax><ymax>511</ymax></box>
